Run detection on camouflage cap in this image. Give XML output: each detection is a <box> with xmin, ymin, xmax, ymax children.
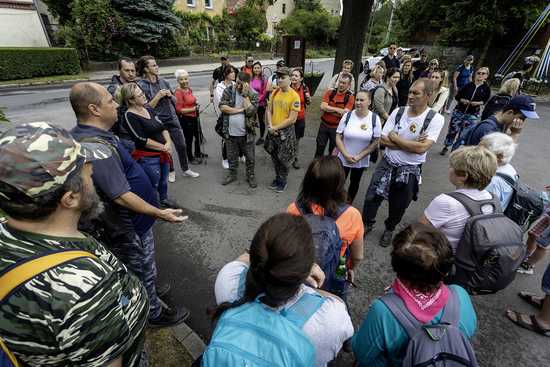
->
<box><xmin>0</xmin><ymin>122</ymin><xmax>111</xmax><ymax>199</ymax></box>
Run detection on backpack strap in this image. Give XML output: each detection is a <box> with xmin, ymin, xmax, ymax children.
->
<box><xmin>237</xmin><ymin>268</ymin><xmax>248</xmax><ymax>298</ymax></box>
<box><xmin>420</xmin><ymin>109</ymin><xmax>436</xmax><ymax>135</ymax></box>
<box><xmin>495</xmin><ymin>172</ymin><xmax>518</xmax><ymax>189</ymax></box>
<box><xmin>371</xmin><ymin>111</ymin><xmax>378</xmax><ymax>130</ymax></box>
<box><xmin>342</xmin><ymin>111</ymin><xmax>352</xmax><ymax>128</ymax></box>
<box><xmin>439</xmin><ymin>287</ymin><xmax>461</xmax><ymax>325</ymax></box>
<box><xmin>334</xmin><ymin>203</ymin><xmax>351</xmax><ymax>219</ymax></box>
<box><xmin>446</xmin><ymin>192</ymin><xmax>502</xmax><ymax>216</ymax></box>
<box><xmin>281</xmin><ymin>292</ymin><xmax>326</xmax><ymax>329</ymax></box>
<box><xmin>329</xmin><ymin>89</ymin><xmax>338</xmax><ymax>103</ymax></box>
<box><xmin>0</xmin><ymin>249</ymin><xmax>97</xmax><ymax>302</ymax></box>
<box><xmin>380</xmin><ymin>292</ymin><xmax>422</xmax><ymax>338</ymax></box>
<box><xmin>343</xmin><ymin>91</ymin><xmax>351</xmax><ymax>107</ymax></box>
<box><xmin>394</xmin><ymin>106</ymin><xmax>406</xmax><ymax>129</ymax></box>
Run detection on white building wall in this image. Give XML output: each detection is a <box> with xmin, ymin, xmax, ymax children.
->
<box><xmin>265</xmin><ymin>0</ymin><xmax>295</xmax><ymax>36</ymax></box>
<box><xmin>0</xmin><ymin>8</ymin><xmax>50</xmax><ymax>47</ymax></box>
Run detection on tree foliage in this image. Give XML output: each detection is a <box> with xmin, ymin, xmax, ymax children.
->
<box><xmin>277</xmin><ymin>2</ymin><xmax>339</xmax><ymax>46</ymax></box>
<box><xmin>229</xmin><ymin>5</ymin><xmax>267</xmax><ymax>49</ymax></box>
<box><xmin>41</xmin><ymin>0</ymin><xmax>74</xmax><ymax>25</ymax></box>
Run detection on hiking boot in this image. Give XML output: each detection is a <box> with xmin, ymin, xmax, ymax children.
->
<box><xmin>160</xmin><ymin>199</ymin><xmax>181</xmax><ymax>209</ymax></box>
<box><xmin>148</xmin><ymin>305</ymin><xmax>190</xmax><ymax>329</ymax></box>
<box><xmin>222</xmin><ymin>175</ymin><xmax>237</xmax><ymax>186</ymax></box>
<box><xmin>516</xmin><ymin>261</ymin><xmax>535</xmax><ymax>275</ymax></box>
<box><xmin>156</xmin><ymin>283</ymin><xmax>171</xmax><ymax>298</ymax></box>
<box><xmin>379</xmin><ymin>230</ymin><xmax>394</xmax><ymax>248</ymax></box>
<box><xmin>269</xmin><ymin>179</ymin><xmax>279</xmax><ymax>190</ymax></box>
<box><xmin>256</xmin><ymin>137</ymin><xmax>265</xmax><ymax>146</ymax></box>
<box><xmin>292</xmin><ymin>159</ymin><xmax>300</xmax><ymax>169</ymax></box>
<box><xmin>275</xmin><ymin>181</ymin><xmax>287</xmax><ymax>193</ymax></box>
<box><xmin>439</xmin><ymin>146</ymin><xmax>449</xmax><ymax>156</ymax></box>
<box><xmin>248</xmin><ymin>176</ymin><xmax>258</xmax><ymax>188</ymax></box>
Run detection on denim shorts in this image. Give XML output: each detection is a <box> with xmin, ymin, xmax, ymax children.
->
<box><xmin>542</xmin><ymin>263</ymin><xmax>550</xmax><ymax>295</ymax></box>
<box><xmin>529</xmin><ymin>214</ymin><xmax>550</xmax><ymax>248</ymax></box>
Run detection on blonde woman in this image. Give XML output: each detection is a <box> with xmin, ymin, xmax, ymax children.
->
<box><xmin>481</xmin><ymin>78</ymin><xmax>521</xmax><ymax>121</ymax></box>
<box><xmin>360</xmin><ymin>64</ymin><xmax>385</xmax><ymax>92</ymax></box>
<box><xmin>429</xmin><ymin>69</ymin><xmax>450</xmax><ymax>113</ymax></box>
<box><xmin>397</xmin><ymin>59</ymin><xmax>413</xmax><ymax>106</ymax></box>
<box><xmin>419</xmin><ymin>58</ymin><xmax>439</xmax><ymax>78</ymax></box>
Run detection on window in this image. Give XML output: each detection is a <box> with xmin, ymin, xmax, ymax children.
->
<box><xmin>205</xmin><ymin>0</ymin><xmax>213</xmax><ymax>8</ymax></box>
<box><xmin>282</xmin><ymin>3</ymin><xmax>286</xmax><ymax>14</ymax></box>
<box><xmin>187</xmin><ymin>0</ymin><xmax>196</xmax><ymax>6</ymax></box>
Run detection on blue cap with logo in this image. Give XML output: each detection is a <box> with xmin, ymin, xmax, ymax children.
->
<box><xmin>508</xmin><ymin>95</ymin><xmax>539</xmax><ymax>119</ymax></box>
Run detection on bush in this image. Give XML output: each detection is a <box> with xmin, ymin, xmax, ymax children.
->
<box><xmin>0</xmin><ymin>48</ymin><xmax>80</xmax><ymax>81</ymax></box>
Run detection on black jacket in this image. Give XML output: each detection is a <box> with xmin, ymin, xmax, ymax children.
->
<box><xmin>454</xmin><ymin>82</ymin><xmax>491</xmax><ymax>115</ymax></box>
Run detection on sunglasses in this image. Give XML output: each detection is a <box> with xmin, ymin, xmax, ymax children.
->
<box><xmin>477</xmin><ymin>72</ymin><xmax>487</xmax><ymax>75</ymax></box>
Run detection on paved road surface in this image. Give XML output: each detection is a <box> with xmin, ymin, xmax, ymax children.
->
<box><xmin>2</xmin><ymin>61</ymin><xmax>550</xmax><ymax>366</ymax></box>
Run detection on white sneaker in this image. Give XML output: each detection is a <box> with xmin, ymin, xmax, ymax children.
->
<box><xmin>168</xmin><ymin>171</ymin><xmax>176</xmax><ymax>183</ymax></box>
<box><xmin>183</xmin><ymin>169</ymin><xmax>200</xmax><ymax>178</ymax></box>
<box><xmin>240</xmin><ymin>156</ymin><xmax>246</xmax><ymax>163</ymax></box>
<box><xmin>222</xmin><ymin>160</ymin><xmax>229</xmax><ymax>169</ymax></box>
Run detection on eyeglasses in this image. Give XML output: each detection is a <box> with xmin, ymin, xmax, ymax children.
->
<box><xmin>247</xmin><ymin>60</ymin><xmax>254</xmax><ymax>63</ymax></box>
<box><xmin>477</xmin><ymin>72</ymin><xmax>487</xmax><ymax>75</ymax></box>
<box><xmin>430</xmin><ymin>62</ymin><xmax>438</xmax><ymax>66</ymax></box>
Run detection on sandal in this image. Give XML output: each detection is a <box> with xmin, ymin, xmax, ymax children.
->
<box><xmin>518</xmin><ymin>291</ymin><xmax>544</xmax><ymax>309</ymax></box>
<box><xmin>506</xmin><ymin>310</ymin><xmax>550</xmax><ymax>337</ymax></box>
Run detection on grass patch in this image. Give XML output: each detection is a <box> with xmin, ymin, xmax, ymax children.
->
<box><xmin>306</xmin><ymin>48</ymin><xmax>336</xmax><ymax>59</ymax></box>
<box><xmin>0</xmin><ymin>73</ymin><xmax>90</xmax><ymax>86</ymax></box>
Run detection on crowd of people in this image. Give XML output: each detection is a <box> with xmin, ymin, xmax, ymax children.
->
<box><xmin>0</xmin><ymin>44</ymin><xmax>548</xmax><ymax>367</ymax></box>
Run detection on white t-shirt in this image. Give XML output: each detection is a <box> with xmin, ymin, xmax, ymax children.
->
<box><xmin>214</xmin><ymin>81</ymin><xmax>234</xmax><ymax>117</ymax></box>
<box><xmin>382</xmin><ymin>107</ymin><xmax>445</xmax><ymax>166</ymax></box>
<box><xmin>214</xmin><ymin>261</ymin><xmax>354</xmax><ymax>367</ymax></box>
<box><xmin>228</xmin><ymin>92</ymin><xmax>246</xmax><ymax>137</ymax></box>
<box><xmin>336</xmin><ymin>111</ymin><xmax>382</xmax><ymax>168</ymax></box>
<box><xmin>424</xmin><ymin>188</ymin><xmax>494</xmax><ymax>251</ymax></box>
<box><xmin>485</xmin><ymin>164</ymin><xmax>517</xmax><ymax>211</ymax></box>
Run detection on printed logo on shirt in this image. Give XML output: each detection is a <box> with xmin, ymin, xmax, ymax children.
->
<box><xmin>409</xmin><ymin>123</ymin><xmax>417</xmax><ymax>133</ymax></box>
<box><xmin>293</xmin><ymin>101</ymin><xmax>300</xmax><ymax>108</ymax></box>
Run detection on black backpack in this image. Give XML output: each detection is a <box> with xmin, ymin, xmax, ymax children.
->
<box><xmin>496</xmin><ymin>173</ymin><xmax>544</xmax><ymax>231</ymax></box>
<box><xmin>446</xmin><ymin>192</ymin><xmax>525</xmax><ymax>295</ymax></box>
<box><xmin>480</xmin><ymin>94</ymin><xmax>511</xmax><ymax>121</ymax></box>
<box><xmin>329</xmin><ymin>88</ymin><xmax>352</xmax><ymax>108</ymax></box>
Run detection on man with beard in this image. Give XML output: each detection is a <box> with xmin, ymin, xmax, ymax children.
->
<box><xmin>69</xmin><ymin>82</ymin><xmax>189</xmax><ymax>328</ymax></box>
<box><xmin>0</xmin><ymin>122</ymin><xmax>149</xmax><ymax>366</ymax></box>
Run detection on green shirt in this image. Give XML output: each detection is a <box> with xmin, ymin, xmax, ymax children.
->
<box><xmin>0</xmin><ymin>222</ymin><xmax>149</xmax><ymax>366</ymax></box>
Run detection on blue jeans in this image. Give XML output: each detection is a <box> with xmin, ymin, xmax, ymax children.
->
<box><xmin>139</xmin><ymin>156</ymin><xmax>169</xmax><ymax>202</ymax></box>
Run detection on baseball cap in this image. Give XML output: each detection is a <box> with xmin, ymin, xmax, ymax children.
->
<box><xmin>275</xmin><ymin>66</ymin><xmax>291</xmax><ymax>76</ymax></box>
<box><xmin>220</xmin><ymin>53</ymin><xmax>228</xmax><ymax>60</ymax></box>
<box><xmin>508</xmin><ymin>95</ymin><xmax>539</xmax><ymax>119</ymax></box>
<box><xmin>0</xmin><ymin>122</ymin><xmax>111</xmax><ymax>199</ymax></box>
<box><xmin>276</xmin><ymin>60</ymin><xmax>285</xmax><ymax>67</ymax></box>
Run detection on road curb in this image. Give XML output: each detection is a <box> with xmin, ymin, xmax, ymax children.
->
<box><xmin>171</xmin><ymin>322</ymin><xmax>206</xmax><ymax>361</ymax></box>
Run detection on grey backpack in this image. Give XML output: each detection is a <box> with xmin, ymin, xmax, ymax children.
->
<box><xmin>381</xmin><ymin>287</ymin><xmax>478</xmax><ymax>367</ymax></box>
<box><xmin>446</xmin><ymin>192</ymin><xmax>525</xmax><ymax>295</ymax></box>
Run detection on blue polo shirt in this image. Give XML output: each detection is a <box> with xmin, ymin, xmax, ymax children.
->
<box><xmin>71</xmin><ymin>124</ymin><xmax>157</xmax><ymax>237</ymax></box>
<box><xmin>466</xmin><ymin>116</ymin><xmax>504</xmax><ymax>146</ymax></box>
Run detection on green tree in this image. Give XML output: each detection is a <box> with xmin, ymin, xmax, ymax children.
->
<box><xmin>41</xmin><ymin>0</ymin><xmax>74</xmax><ymax>25</ymax></box>
<box><xmin>277</xmin><ymin>8</ymin><xmax>339</xmax><ymax>46</ymax></box>
<box><xmin>229</xmin><ymin>5</ymin><xmax>267</xmax><ymax>49</ymax></box>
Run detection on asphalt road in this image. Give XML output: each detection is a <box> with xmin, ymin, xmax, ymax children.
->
<box><xmin>2</xmin><ymin>61</ymin><xmax>550</xmax><ymax>366</ymax></box>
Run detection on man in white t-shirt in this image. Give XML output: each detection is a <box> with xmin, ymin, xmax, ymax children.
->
<box><xmin>362</xmin><ymin>79</ymin><xmax>445</xmax><ymax>247</ymax></box>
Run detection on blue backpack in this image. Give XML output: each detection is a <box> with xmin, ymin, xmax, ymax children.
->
<box><xmin>296</xmin><ymin>202</ymin><xmax>349</xmax><ymax>293</ymax></box>
<box><xmin>202</xmin><ymin>292</ymin><xmax>325</xmax><ymax>367</ymax></box>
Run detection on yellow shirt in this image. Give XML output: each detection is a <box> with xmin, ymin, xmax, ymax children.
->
<box><xmin>269</xmin><ymin>88</ymin><xmax>301</xmax><ymax>127</ymax></box>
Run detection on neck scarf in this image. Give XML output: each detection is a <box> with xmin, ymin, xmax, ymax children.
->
<box><xmin>392</xmin><ymin>278</ymin><xmax>449</xmax><ymax>323</ymax></box>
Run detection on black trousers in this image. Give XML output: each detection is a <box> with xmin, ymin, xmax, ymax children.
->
<box><xmin>315</xmin><ymin>123</ymin><xmax>337</xmax><ymax>157</ymax></box>
<box><xmin>362</xmin><ymin>166</ymin><xmax>418</xmax><ymax>232</ymax></box>
<box><xmin>179</xmin><ymin>115</ymin><xmax>201</xmax><ymax>160</ymax></box>
<box><xmin>343</xmin><ymin>166</ymin><xmax>366</xmax><ymax>204</ymax></box>
<box><xmin>257</xmin><ymin>105</ymin><xmax>266</xmax><ymax>138</ymax></box>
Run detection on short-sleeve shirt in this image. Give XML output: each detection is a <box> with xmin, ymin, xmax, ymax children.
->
<box><xmin>0</xmin><ymin>223</ymin><xmax>149</xmax><ymax>367</ymax></box>
<box><xmin>269</xmin><ymin>88</ymin><xmax>301</xmax><ymax>127</ymax></box>
<box><xmin>336</xmin><ymin>111</ymin><xmax>382</xmax><ymax>168</ymax></box>
<box><xmin>214</xmin><ymin>260</ymin><xmax>354</xmax><ymax>367</ymax></box>
<box><xmin>228</xmin><ymin>92</ymin><xmax>246</xmax><ymax>137</ymax></box>
<box><xmin>287</xmin><ymin>202</ymin><xmax>364</xmax><ymax>256</ymax></box>
<box><xmin>456</xmin><ymin>64</ymin><xmax>473</xmax><ymax>89</ymax></box>
<box><xmin>321</xmin><ymin>89</ymin><xmax>355</xmax><ymax>127</ymax></box>
<box><xmin>485</xmin><ymin>164</ymin><xmax>518</xmax><ymax>211</ymax></box>
<box><xmin>382</xmin><ymin>107</ymin><xmax>445</xmax><ymax>166</ymax></box>
<box><xmin>424</xmin><ymin>189</ymin><xmax>494</xmax><ymax>251</ymax></box>
<box><xmin>466</xmin><ymin>117</ymin><xmax>504</xmax><ymax>147</ymax></box>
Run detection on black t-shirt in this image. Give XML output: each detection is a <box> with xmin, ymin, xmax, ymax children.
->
<box><xmin>123</xmin><ymin>108</ymin><xmax>167</xmax><ymax>152</ymax></box>
<box><xmin>412</xmin><ymin>60</ymin><xmax>428</xmax><ymax>80</ymax></box>
<box><xmin>383</xmin><ymin>55</ymin><xmax>400</xmax><ymax>70</ymax></box>
<box><xmin>396</xmin><ymin>77</ymin><xmax>413</xmax><ymax>106</ymax></box>
<box><xmin>454</xmin><ymin>82</ymin><xmax>491</xmax><ymax>115</ymax></box>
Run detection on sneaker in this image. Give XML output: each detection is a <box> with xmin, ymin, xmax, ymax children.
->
<box><xmin>168</xmin><ymin>171</ymin><xmax>176</xmax><ymax>183</ymax></box>
<box><xmin>183</xmin><ymin>169</ymin><xmax>199</xmax><ymax>178</ymax></box>
<box><xmin>269</xmin><ymin>179</ymin><xmax>279</xmax><ymax>190</ymax></box>
<box><xmin>516</xmin><ymin>261</ymin><xmax>535</xmax><ymax>275</ymax></box>
<box><xmin>240</xmin><ymin>156</ymin><xmax>246</xmax><ymax>163</ymax></box>
<box><xmin>190</xmin><ymin>158</ymin><xmax>202</xmax><ymax>165</ymax></box>
<box><xmin>256</xmin><ymin>138</ymin><xmax>265</xmax><ymax>146</ymax></box>
<box><xmin>275</xmin><ymin>181</ymin><xmax>287</xmax><ymax>193</ymax></box>
<box><xmin>248</xmin><ymin>176</ymin><xmax>258</xmax><ymax>188</ymax></box>
<box><xmin>292</xmin><ymin>159</ymin><xmax>300</xmax><ymax>169</ymax></box>
<box><xmin>222</xmin><ymin>175</ymin><xmax>237</xmax><ymax>186</ymax></box>
<box><xmin>156</xmin><ymin>283</ymin><xmax>171</xmax><ymax>298</ymax></box>
<box><xmin>439</xmin><ymin>146</ymin><xmax>449</xmax><ymax>156</ymax></box>
<box><xmin>160</xmin><ymin>198</ymin><xmax>181</xmax><ymax>209</ymax></box>
<box><xmin>222</xmin><ymin>160</ymin><xmax>229</xmax><ymax>169</ymax></box>
<box><xmin>379</xmin><ymin>230</ymin><xmax>394</xmax><ymax>248</ymax></box>
<box><xmin>148</xmin><ymin>305</ymin><xmax>190</xmax><ymax>329</ymax></box>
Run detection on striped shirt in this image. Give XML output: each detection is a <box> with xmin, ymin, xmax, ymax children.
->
<box><xmin>0</xmin><ymin>222</ymin><xmax>149</xmax><ymax>366</ymax></box>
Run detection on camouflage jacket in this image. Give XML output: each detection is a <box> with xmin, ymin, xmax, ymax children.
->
<box><xmin>0</xmin><ymin>222</ymin><xmax>149</xmax><ymax>367</ymax></box>
<box><xmin>219</xmin><ymin>84</ymin><xmax>258</xmax><ymax>139</ymax></box>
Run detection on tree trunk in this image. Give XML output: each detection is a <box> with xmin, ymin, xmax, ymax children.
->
<box><xmin>333</xmin><ymin>0</ymin><xmax>375</xmax><ymax>90</ymax></box>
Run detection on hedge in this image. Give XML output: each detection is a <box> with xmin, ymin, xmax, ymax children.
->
<box><xmin>0</xmin><ymin>48</ymin><xmax>80</xmax><ymax>81</ymax></box>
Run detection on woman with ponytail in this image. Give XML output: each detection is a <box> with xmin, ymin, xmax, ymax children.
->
<box><xmin>210</xmin><ymin>213</ymin><xmax>353</xmax><ymax>366</ymax></box>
